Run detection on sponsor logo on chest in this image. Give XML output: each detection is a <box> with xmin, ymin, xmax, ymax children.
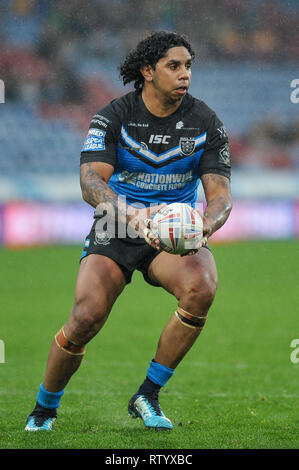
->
<box><xmin>147</xmin><ymin>134</ymin><xmax>197</xmax><ymax>156</ymax></box>
<box><xmin>149</xmin><ymin>134</ymin><xmax>171</xmax><ymax>145</ymax></box>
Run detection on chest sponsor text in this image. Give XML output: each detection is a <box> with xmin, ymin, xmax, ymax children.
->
<box><xmin>118</xmin><ymin>170</ymin><xmax>194</xmax><ymax>191</ymax></box>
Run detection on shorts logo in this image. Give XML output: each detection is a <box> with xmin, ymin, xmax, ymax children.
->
<box><xmin>219</xmin><ymin>143</ymin><xmax>231</xmax><ymax>166</ymax></box>
<box><xmin>94</xmin><ymin>232</ymin><xmax>112</xmax><ymax>246</ymax></box>
<box><xmin>179</xmin><ymin>137</ymin><xmax>195</xmax><ymax>156</ymax></box>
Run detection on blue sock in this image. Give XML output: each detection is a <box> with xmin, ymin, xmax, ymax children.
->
<box><xmin>137</xmin><ymin>359</ymin><xmax>175</xmax><ymax>396</ymax></box>
<box><xmin>36</xmin><ymin>383</ymin><xmax>64</xmax><ymax>409</ymax></box>
<box><xmin>146</xmin><ymin>360</ymin><xmax>174</xmax><ymax>387</ymax></box>
<box><xmin>137</xmin><ymin>359</ymin><xmax>174</xmax><ymax>396</ymax></box>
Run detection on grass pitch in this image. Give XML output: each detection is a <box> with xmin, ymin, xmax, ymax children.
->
<box><xmin>0</xmin><ymin>240</ymin><xmax>298</xmax><ymax>449</ymax></box>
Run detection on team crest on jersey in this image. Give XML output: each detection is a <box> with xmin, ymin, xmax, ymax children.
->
<box><xmin>179</xmin><ymin>137</ymin><xmax>195</xmax><ymax>156</ymax></box>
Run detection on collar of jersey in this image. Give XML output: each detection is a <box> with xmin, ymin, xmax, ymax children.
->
<box><xmin>121</xmin><ymin>125</ymin><xmax>207</xmax><ymax>164</ymax></box>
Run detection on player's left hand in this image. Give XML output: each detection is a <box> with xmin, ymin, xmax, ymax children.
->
<box><xmin>182</xmin><ymin>212</ymin><xmax>212</xmax><ymax>257</ymax></box>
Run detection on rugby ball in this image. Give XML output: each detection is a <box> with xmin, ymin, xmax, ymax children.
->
<box><xmin>152</xmin><ymin>203</ymin><xmax>203</xmax><ymax>255</ymax></box>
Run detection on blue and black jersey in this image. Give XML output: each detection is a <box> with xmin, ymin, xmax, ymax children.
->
<box><xmin>81</xmin><ymin>91</ymin><xmax>231</xmax><ymax>207</ymax></box>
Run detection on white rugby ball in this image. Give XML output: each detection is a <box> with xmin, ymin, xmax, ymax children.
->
<box><xmin>152</xmin><ymin>203</ymin><xmax>203</xmax><ymax>255</ymax></box>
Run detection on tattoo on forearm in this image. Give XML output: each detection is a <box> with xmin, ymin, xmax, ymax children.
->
<box><xmin>81</xmin><ymin>163</ymin><xmax>113</xmax><ymax>207</ymax></box>
<box><xmin>80</xmin><ymin>163</ymin><xmax>128</xmax><ymax>224</ymax></box>
<box><xmin>202</xmin><ymin>173</ymin><xmax>230</xmax><ymax>189</ymax></box>
<box><xmin>204</xmin><ymin>195</ymin><xmax>231</xmax><ymax>233</ymax></box>
<box><xmin>201</xmin><ymin>173</ymin><xmax>232</xmax><ymax>236</ymax></box>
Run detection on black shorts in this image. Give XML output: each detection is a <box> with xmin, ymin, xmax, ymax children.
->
<box><xmin>80</xmin><ymin>221</ymin><xmax>162</xmax><ymax>286</ymax></box>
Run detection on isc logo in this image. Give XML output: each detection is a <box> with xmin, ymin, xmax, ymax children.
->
<box><xmin>149</xmin><ymin>134</ymin><xmax>171</xmax><ymax>144</ymax></box>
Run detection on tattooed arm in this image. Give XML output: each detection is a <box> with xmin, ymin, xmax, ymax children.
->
<box><xmin>183</xmin><ymin>173</ymin><xmax>232</xmax><ymax>256</ymax></box>
<box><xmin>201</xmin><ymin>173</ymin><xmax>232</xmax><ymax>240</ymax></box>
<box><xmin>80</xmin><ymin>161</ymin><xmax>164</xmax><ymax>243</ymax></box>
<box><xmin>81</xmin><ymin>160</ymin><xmax>141</xmax><ymax>231</ymax></box>
<box><xmin>80</xmin><ymin>161</ymin><xmax>115</xmax><ymax>207</ymax></box>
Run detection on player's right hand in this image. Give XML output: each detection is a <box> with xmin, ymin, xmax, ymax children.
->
<box><xmin>128</xmin><ymin>204</ymin><xmax>165</xmax><ymax>250</ymax></box>
<box><xmin>142</xmin><ymin>217</ymin><xmax>161</xmax><ymax>250</ymax></box>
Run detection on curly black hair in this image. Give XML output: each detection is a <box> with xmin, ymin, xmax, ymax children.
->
<box><xmin>119</xmin><ymin>31</ymin><xmax>195</xmax><ymax>92</ymax></box>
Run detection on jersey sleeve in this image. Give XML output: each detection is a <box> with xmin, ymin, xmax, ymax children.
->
<box><xmin>80</xmin><ymin>104</ymin><xmax>120</xmax><ymax>166</ymax></box>
<box><xmin>198</xmin><ymin>112</ymin><xmax>231</xmax><ymax>179</ymax></box>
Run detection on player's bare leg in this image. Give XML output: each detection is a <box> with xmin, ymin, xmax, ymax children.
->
<box><xmin>25</xmin><ymin>254</ymin><xmax>126</xmax><ymax>431</ymax></box>
<box><xmin>149</xmin><ymin>248</ymin><xmax>217</xmax><ymax>368</ymax></box>
<box><xmin>43</xmin><ymin>255</ymin><xmax>126</xmax><ymax>391</ymax></box>
<box><xmin>128</xmin><ymin>248</ymin><xmax>217</xmax><ymax>430</ymax></box>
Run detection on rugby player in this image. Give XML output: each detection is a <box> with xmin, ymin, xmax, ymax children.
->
<box><xmin>25</xmin><ymin>31</ymin><xmax>232</xmax><ymax>431</ymax></box>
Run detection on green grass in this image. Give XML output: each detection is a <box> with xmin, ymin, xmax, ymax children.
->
<box><xmin>0</xmin><ymin>240</ymin><xmax>298</xmax><ymax>449</ymax></box>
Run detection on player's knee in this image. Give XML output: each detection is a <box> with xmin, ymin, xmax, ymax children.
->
<box><xmin>68</xmin><ymin>294</ymin><xmax>109</xmax><ymax>344</ymax></box>
<box><xmin>178</xmin><ymin>271</ymin><xmax>218</xmax><ymax>314</ymax></box>
<box><xmin>199</xmin><ymin>277</ymin><xmax>217</xmax><ymax>311</ymax></box>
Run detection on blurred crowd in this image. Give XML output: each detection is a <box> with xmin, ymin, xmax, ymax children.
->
<box><xmin>0</xmin><ymin>0</ymin><xmax>298</xmax><ymax>170</ymax></box>
<box><xmin>1</xmin><ymin>0</ymin><xmax>298</xmax><ymax>63</ymax></box>
<box><xmin>231</xmin><ymin>119</ymin><xmax>299</xmax><ymax>170</ymax></box>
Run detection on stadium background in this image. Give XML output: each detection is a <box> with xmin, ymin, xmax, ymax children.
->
<box><xmin>0</xmin><ymin>0</ymin><xmax>298</xmax><ymax>244</ymax></box>
<box><xmin>0</xmin><ymin>0</ymin><xmax>298</xmax><ymax>450</ymax></box>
